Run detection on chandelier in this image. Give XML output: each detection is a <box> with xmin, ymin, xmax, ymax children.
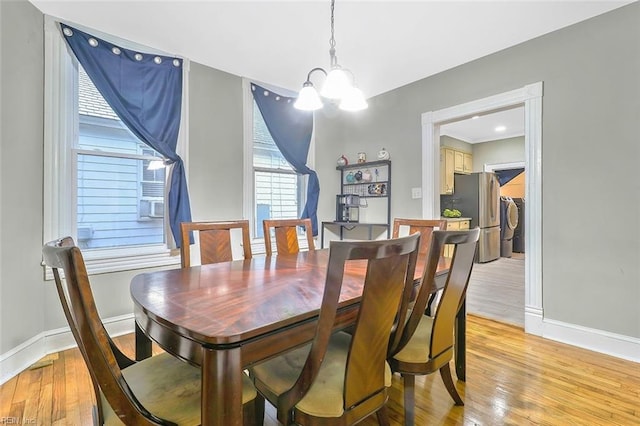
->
<box><xmin>294</xmin><ymin>0</ymin><xmax>368</xmax><ymax>112</ymax></box>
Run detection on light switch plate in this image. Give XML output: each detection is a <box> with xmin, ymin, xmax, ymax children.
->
<box><xmin>411</xmin><ymin>187</ymin><xmax>422</xmax><ymax>199</ymax></box>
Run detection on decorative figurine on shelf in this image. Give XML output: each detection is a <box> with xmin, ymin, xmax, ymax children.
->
<box><xmin>362</xmin><ymin>169</ymin><xmax>372</xmax><ymax>182</ymax></box>
<box><xmin>357</xmin><ymin>152</ymin><xmax>367</xmax><ymax>163</ymax></box>
<box><xmin>377</xmin><ymin>148</ymin><xmax>390</xmax><ymax>160</ymax></box>
<box><xmin>337</xmin><ymin>155</ymin><xmax>348</xmax><ymax>167</ymax></box>
<box><xmin>346</xmin><ymin>171</ymin><xmax>356</xmax><ymax>183</ymax></box>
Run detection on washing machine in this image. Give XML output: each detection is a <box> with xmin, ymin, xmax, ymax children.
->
<box><xmin>500</xmin><ymin>196</ymin><xmax>519</xmax><ymax>257</ymax></box>
<box><xmin>512</xmin><ymin>198</ymin><xmax>525</xmax><ymax>253</ymax></box>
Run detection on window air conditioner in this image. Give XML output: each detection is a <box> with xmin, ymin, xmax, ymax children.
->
<box><xmin>149</xmin><ymin>200</ymin><xmax>164</xmax><ymax>218</ymax></box>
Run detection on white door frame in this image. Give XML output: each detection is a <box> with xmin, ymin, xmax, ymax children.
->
<box><xmin>421</xmin><ymin>82</ymin><xmax>543</xmax><ymax>335</ymax></box>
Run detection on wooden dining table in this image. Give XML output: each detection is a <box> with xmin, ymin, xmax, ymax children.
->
<box><xmin>130</xmin><ymin>248</ymin><xmax>465</xmax><ymax>426</ymax></box>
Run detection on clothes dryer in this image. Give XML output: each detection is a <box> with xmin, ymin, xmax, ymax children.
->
<box><xmin>500</xmin><ymin>196</ymin><xmax>519</xmax><ymax>257</ymax></box>
<box><xmin>512</xmin><ymin>198</ymin><xmax>525</xmax><ymax>253</ymax></box>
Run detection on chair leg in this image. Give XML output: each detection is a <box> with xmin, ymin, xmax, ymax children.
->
<box><xmin>439</xmin><ymin>363</ymin><xmax>464</xmax><ymax>406</ymax></box>
<box><xmin>243</xmin><ymin>393</ymin><xmax>265</xmax><ymax>426</ymax></box>
<box><xmin>402</xmin><ymin>374</ymin><xmax>415</xmax><ymax>426</ymax></box>
<box><xmin>376</xmin><ymin>405</ymin><xmax>390</xmax><ymax>426</ymax></box>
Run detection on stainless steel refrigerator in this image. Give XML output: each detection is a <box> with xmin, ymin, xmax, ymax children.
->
<box><xmin>443</xmin><ymin>172</ymin><xmax>500</xmax><ymax>262</ymax></box>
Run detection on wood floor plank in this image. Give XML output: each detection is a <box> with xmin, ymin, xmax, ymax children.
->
<box><xmin>466</xmin><ymin>256</ymin><xmax>525</xmax><ymax>327</ymax></box>
<box><xmin>1</xmin><ymin>316</ymin><xmax>638</xmax><ymax>425</ymax></box>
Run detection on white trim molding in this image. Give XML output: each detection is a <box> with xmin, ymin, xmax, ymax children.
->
<box><xmin>421</xmin><ymin>82</ymin><xmax>543</xmax><ymax>337</ymax></box>
<box><xmin>0</xmin><ymin>314</ymin><xmax>134</xmax><ymax>385</ymax></box>
<box><xmin>540</xmin><ymin>318</ymin><xmax>640</xmax><ymax>363</ymax></box>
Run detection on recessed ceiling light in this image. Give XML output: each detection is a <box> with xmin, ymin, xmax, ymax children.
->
<box><xmin>471</xmin><ymin>115</ymin><xmax>480</xmax><ymax>120</ymax></box>
<box><xmin>495</xmin><ymin>125</ymin><xmax>506</xmax><ymax>132</ymax></box>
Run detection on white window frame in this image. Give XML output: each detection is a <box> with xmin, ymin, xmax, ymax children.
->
<box><xmin>43</xmin><ymin>16</ymin><xmax>189</xmax><ymax>277</ymax></box>
<box><xmin>242</xmin><ymin>79</ymin><xmax>315</xmax><ymax>255</ymax></box>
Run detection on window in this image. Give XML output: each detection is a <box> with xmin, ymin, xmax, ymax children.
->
<box><xmin>77</xmin><ymin>67</ymin><xmax>166</xmax><ymax>249</ymax></box>
<box><xmin>243</xmin><ymin>80</ymin><xmax>314</xmax><ymax>250</ymax></box>
<box><xmin>44</xmin><ymin>17</ymin><xmax>187</xmax><ymax>275</ymax></box>
<box><xmin>252</xmin><ymin>100</ymin><xmax>303</xmax><ymax>238</ymax></box>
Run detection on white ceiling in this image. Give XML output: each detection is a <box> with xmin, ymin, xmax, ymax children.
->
<box><xmin>440</xmin><ymin>106</ymin><xmax>525</xmax><ymax>144</ymax></box>
<box><xmin>30</xmin><ymin>0</ymin><xmax>631</xmax><ymax>99</ymax></box>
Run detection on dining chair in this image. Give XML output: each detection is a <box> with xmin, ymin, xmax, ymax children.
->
<box><xmin>392</xmin><ymin>218</ymin><xmax>447</xmax><ymax>259</ymax></box>
<box><xmin>387</xmin><ymin>228</ymin><xmax>480</xmax><ymax>426</ymax></box>
<box><xmin>42</xmin><ymin>237</ymin><xmax>263</xmax><ymax>426</ymax></box>
<box><xmin>262</xmin><ymin>218</ymin><xmax>315</xmax><ymax>256</ymax></box>
<box><xmin>392</xmin><ymin>218</ymin><xmax>447</xmax><ymax>316</ymax></box>
<box><xmin>250</xmin><ymin>233</ymin><xmax>421</xmax><ymax>426</ymax></box>
<box><xmin>180</xmin><ymin>220</ymin><xmax>252</xmax><ymax>268</ymax></box>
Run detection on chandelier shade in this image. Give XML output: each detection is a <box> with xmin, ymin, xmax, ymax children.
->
<box><xmin>294</xmin><ymin>0</ymin><xmax>368</xmax><ymax>112</ymax></box>
<box><xmin>339</xmin><ymin>86</ymin><xmax>368</xmax><ymax>111</ymax></box>
<box><xmin>294</xmin><ymin>83</ymin><xmax>324</xmax><ymax>111</ymax></box>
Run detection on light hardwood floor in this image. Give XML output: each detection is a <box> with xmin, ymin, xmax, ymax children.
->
<box><xmin>466</xmin><ymin>255</ymin><xmax>525</xmax><ymax>327</ymax></box>
<box><xmin>2</xmin><ymin>315</ymin><xmax>639</xmax><ymax>425</ymax></box>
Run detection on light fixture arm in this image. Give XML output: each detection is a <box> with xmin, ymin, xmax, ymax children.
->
<box><xmin>304</xmin><ymin>67</ymin><xmax>328</xmax><ymax>85</ymax></box>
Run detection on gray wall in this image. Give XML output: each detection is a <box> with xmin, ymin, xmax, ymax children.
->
<box><xmin>440</xmin><ymin>135</ymin><xmax>473</xmax><ymax>153</ymax></box>
<box><xmin>316</xmin><ymin>3</ymin><xmax>640</xmax><ymax>338</ymax></box>
<box><xmin>187</xmin><ymin>62</ymin><xmax>244</xmax><ymax>221</ymax></box>
<box><xmin>472</xmin><ymin>136</ymin><xmax>525</xmax><ymax>172</ymax></box>
<box><xmin>1</xmin><ymin>0</ymin><xmax>46</xmax><ymax>353</ymax></box>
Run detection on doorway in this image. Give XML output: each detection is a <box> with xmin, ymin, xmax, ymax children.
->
<box><xmin>420</xmin><ymin>82</ymin><xmax>543</xmax><ymax>336</ymax></box>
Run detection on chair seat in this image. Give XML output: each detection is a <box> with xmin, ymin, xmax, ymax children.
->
<box><xmin>252</xmin><ymin>332</ymin><xmax>392</xmax><ymax>418</ymax></box>
<box><xmin>103</xmin><ymin>352</ymin><xmax>257</xmax><ymax>425</ymax></box>
<box><xmin>393</xmin><ymin>315</ymin><xmax>435</xmax><ymax>364</ymax></box>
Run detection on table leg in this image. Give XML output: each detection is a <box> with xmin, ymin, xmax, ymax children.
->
<box><xmin>135</xmin><ymin>322</ymin><xmax>152</xmax><ymax>361</ymax></box>
<box><xmin>454</xmin><ymin>299</ymin><xmax>466</xmax><ymax>381</ymax></box>
<box><xmin>321</xmin><ymin>224</ymin><xmax>325</xmax><ymax>249</ymax></box>
<box><xmin>202</xmin><ymin>346</ymin><xmax>243</xmax><ymax>426</ymax></box>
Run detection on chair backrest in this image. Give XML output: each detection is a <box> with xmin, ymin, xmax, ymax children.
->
<box><xmin>392</xmin><ymin>218</ymin><xmax>447</xmax><ymax>259</ymax></box>
<box><xmin>277</xmin><ymin>233</ymin><xmax>420</xmax><ymax>421</ymax></box>
<box><xmin>180</xmin><ymin>220</ymin><xmax>252</xmax><ymax>268</ymax></box>
<box><xmin>388</xmin><ymin>228</ymin><xmax>480</xmax><ymax>360</ymax></box>
<box><xmin>262</xmin><ymin>218</ymin><xmax>314</xmax><ymax>256</ymax></box>
<box><xmin>42</xmin><ymin>237</ymin><xmax>165</xmax><ymax>425</ymax></box>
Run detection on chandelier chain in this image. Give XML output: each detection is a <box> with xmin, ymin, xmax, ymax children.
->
<box><xmin>329</xmin><ymin>0</ymin><xmax>338</xmax><ymax>67</ymax></box>
<box><xmin>329</xmin><ymin>0</ymin><xmax>336</xmax><ymax>49</ymax></box>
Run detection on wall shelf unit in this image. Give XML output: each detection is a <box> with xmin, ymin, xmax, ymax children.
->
<box><xmin>321</xmin><ymin>160</ymin><xmax>391</xmax><ymax>248</ymax></box>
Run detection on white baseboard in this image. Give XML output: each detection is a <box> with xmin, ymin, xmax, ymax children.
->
<box><xmin>525</xmin><ymin>305</ymin><xmax>544</xmax><ymax>336</ymax></box>
<box><xmin>0</xmin><ymin>314</ymin><xmax>134</xmax><ymax>385</ymax></box>
<box><xmin>525</xmin><ymin>307</ymin><xmax>639</xmax><ymax>363</ymax></box>
<box><xmin>3</xmin><ymin>312</ymin><xmax>638</xmax><ymax>386</ymax></box>
<box><xmin>540</xmin><ymin>318</ymin><xmax>640</xmax><ymax>363</ymax></box>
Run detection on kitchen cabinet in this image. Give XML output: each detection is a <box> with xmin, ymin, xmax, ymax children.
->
<box><xmin>454</xmin><ymin>150</ymin><xmax>473</xmax><ymax>174</ymax></box>
<box><xmin>463</xmin><ymin>152</ymin><xmax>473</xmax><ymax>173</ymax></box>
<box><xmin>443</xmin><ymin>218</ymin><xmax>470</xmax><ymax>258</ymax></box>
<box><xmin>440</xmin><ymin>147</ymin><xmax>473</xmax><ymax>195</ymax></box>
<box><xmin>454</xmin><ymin>150</ymin><xmax>465</xmax><ymax>173</ymax></box>
<box><xmin>440</xmin><ymin>148</ymin><xmax>455</xmax><ymax>195</ymax></box>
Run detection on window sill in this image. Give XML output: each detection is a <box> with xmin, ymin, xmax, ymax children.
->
<box><xmin>44</xmin><ymin>245</ymin><xmax>180</xmax><ymax>280</ymax></box>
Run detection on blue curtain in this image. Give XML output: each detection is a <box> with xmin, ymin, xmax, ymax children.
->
<box><xmin>251</xmin><ymin>83</ymin><xmax>320</xmax><ymax>235</ymax></box>
<box><xmin>60</xmin><ymin>23</ymin><xmax>192</xmax><ymax>247</ymax></box>
<box><xmin>495</xmin><ymin>168</ymin><xmax>525</xmax><ymax>186</ymax></box>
